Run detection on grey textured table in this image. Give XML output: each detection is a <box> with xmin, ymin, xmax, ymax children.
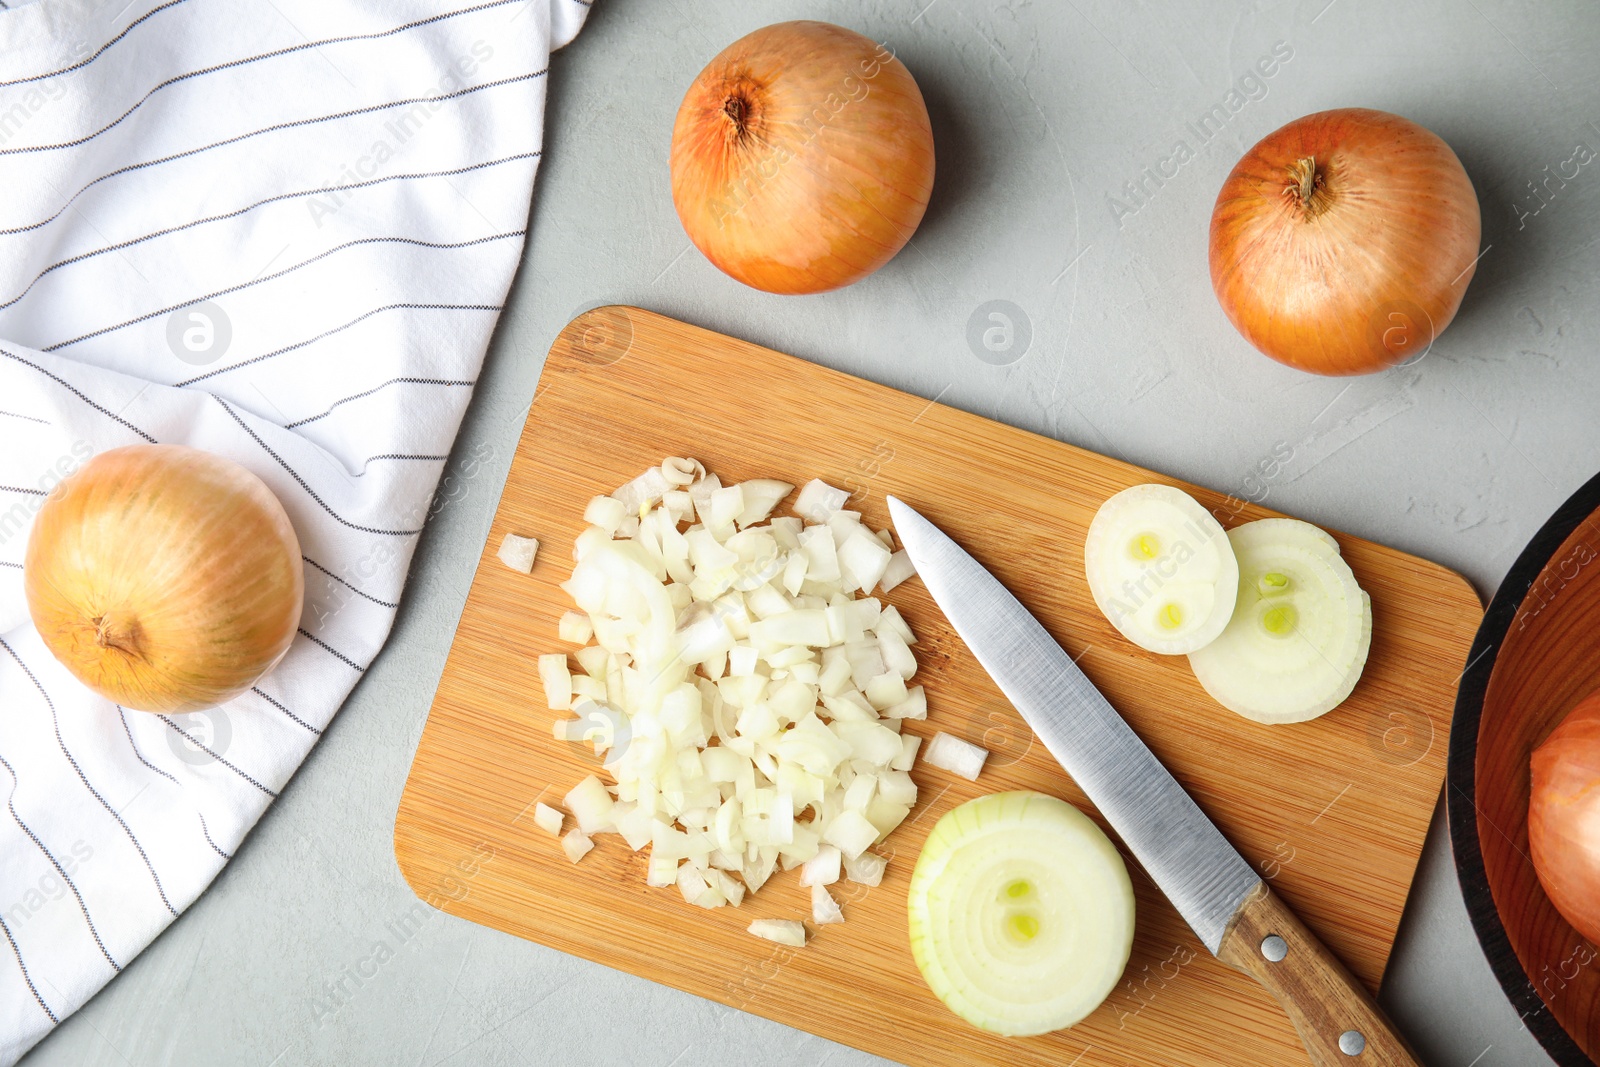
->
<box><xmin>25</xmin><ymin>0</ymin><xmax>1600</xmax><ymax>1064</ymax></box>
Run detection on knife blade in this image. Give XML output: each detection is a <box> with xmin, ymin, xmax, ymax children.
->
<box><xmin>887</xmin><ymin>496</ymin><xmax>1420</xmax><ymax>1067</ymax></box>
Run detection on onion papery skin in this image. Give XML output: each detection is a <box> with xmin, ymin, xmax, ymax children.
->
<box><xmin>1209</xmin><ymin>108</ymin><xmax>1481</xmax><ymax>376</ymax></box>
<box><xmin>25</xmin><ymin>444</ymin><xmax>304</xmax><ymax>714</ymax></box>
<box><xmin>1529</xmin><ymin>690</ymin><xmax>1600</xmax><ymax>946</ymax></box>
<box><xmin>669</xmin><ymin>21</ymin><xmax>936</xmax><ymax>295</ymax></box>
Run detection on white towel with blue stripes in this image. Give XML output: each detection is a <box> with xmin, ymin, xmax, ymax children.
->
<box><xmin>0</xmin><ymin>0</ymin><xmax>587</xmax><ymax>1058</ymax></box>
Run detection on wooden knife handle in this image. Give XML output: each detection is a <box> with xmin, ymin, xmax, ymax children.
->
<box><xmin>1216</xmin><ymin>882</ymin><xmax>1422</xmax><ymax>1067</ymax></box>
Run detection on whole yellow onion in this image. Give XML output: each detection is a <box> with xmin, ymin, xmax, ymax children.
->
<box><xmin>670</xmin><ymin>20</ymin><xmax>936</xmax><ymax>295</ymax></box>
<box><xmin>24</xmin><ymin>444</ymin><xmax>304</xmax><ymax>713</ymax></box>
<box><xmin>1209</xmin><ymin>108</ymin><xmax>1481</xmax><ymax>375</ymax></box>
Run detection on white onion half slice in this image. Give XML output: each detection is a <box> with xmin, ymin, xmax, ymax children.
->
<box><xmin>1187</xmin><ymin>518</ymin><xmax>1372</xmax><ymax>724</ymax></box>
<box><xmin>1083</xmin><ymin>484</ymin><xmax>1239</xmax><ymax>655</ymax></box>
<box><xmin>907</xmin><ymin>791</ymin><xmax>1135</xmax><ymax>1037</ymax></box>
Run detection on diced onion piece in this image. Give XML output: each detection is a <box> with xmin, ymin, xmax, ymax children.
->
<box><xmin>878</xmin><ymin>605</ymin><xmax>915</xmax><ymax>645</ymax></box>
<box><xmin>539</xmin><ymin>654</ymin><xmax>572</xmax><ymax>711</ymax></box>
<box><xmin>823</xmin><ymin>809</ymin><xmax>880</xmax><ymax>860</ymax></box>
<box><xmin>533</xmin><ymin>802</ymin><xmax>564</xmax><ymax>836</ymax></box>
<box><xmin>706</xmin><ymin>485</ymin><xmax>745</xmax><ymax>538</ymax></box>
<box><xmin>884</xmin><ymin>686</ymin><xmax>927</xmax><ymax>720</ymax></box>
<box><xmin>878</xmin><ymin>630</ymin><xmax>917</xmax><ymax>680</ymax></box>
<box><xmin>558</xmin><ymin>611</ymin><xmax>593</xmax><ymax>645</ymax></box>
<box><xmin>571</xmin><ymin>526</ymin><xmax>609</xmax><ymax>563</ymax></box>
<box><xmin>867</xmin><ymin>797</ymin><xmax>911</xmax><ymax>840</ymax></box>
<box><xmin>865</xmin><ymin>672</ymin><xmax>909</xmax><ymax>710</ymax></box>
<box><xmin>747</xmin><ymin>919</ymin><xmax>807</xmax><ymax>947</ymax></box>
<box><xmin>584</xmin><ymin>495</ymin><xmax>629</xmax><ymax>533</ymax></box>
<box><xmin>736</xmin><ymin>479</ymin><xmax>795</xmax><ymax>528</ymax></box>
<box><xmin>678</xmin><ymin>864</ymin><xmax>712</xmax><ymax>905</ymax></box>
<box><xmin>781</xmin><ymin>552</ymin><xmax>808</xmax><ymax>596</ymax></box>
<box><xmin>843</xmin><ymin>774</ymin><xmax>876</xmax><ymax>812</ymax></box>
<box><xmin>745</xmin><ymin>850</ymin><xmax>778</xmax><ymax>892</ymax></box>
<box><xmin>764</xmin><ymin>831</ymin><xmax>808</xmax><ymax>865</ymax></box>
<box><xmin>844</xmin><ymin>849</ymin><xmax>887</xmax><ymax>887</ymax></box>
<box><xmin>812</xmin><ymin>883</ymin><xmax>845</xmax><ymax>925</ymax></box>
<box><xmin>716</xmin><ymin>869</ymin><xmax>747</xmax><ymax>908</ymax></box>
<box><xmin>661</xmin><ymin>457</ymin><xmax>705</xmax><ymax>486</ymax></box>
<box><xmin>575</xmin><ymin>646</ymin><xmax>609</xmax><ymax>678</ymax></box>
<box><xmin>908</xmin><ymin>791</ymin><xmax>1135</xmax><ymax>1036</ymax></box>
<box><xmin>839</xmin><ymin>720</ymin><xmax>901</xmax><ymax>766</ymax></box>
<box><xmin>498</xmin><ymin>533</ymin><xmax>540</xmax><ymax>574</ymax></box>
<box><xmin>1084</xmin><ymin>484</ymin><xmax>1239</xmax><ymax>655</ymax></box>
<box><xmin>800</xmin><ymin>844</ymin><xmax>842</xmax><ymax>886</ymax></box>
<box><xmin>614</xmin><ymin>803</ymin><xmax>657</xmax><ymax>851</ymax></box>
<box><xmin>616</xmin><ymin>466</ymin><xmax>674</xmax><ymax>514</ymax></box>
<box><xmin>1187</xmin><ymin>518</ymin><xmax>1371</xmax><ymax>724</ymax></box>
<box><xmin>565</xmin><ymin>775</ymin><xmax>615</xmax><ymax>835</ymax></box>
<box><xmin>798</xmin><ymin>525</ymin><xmax>841</xmax><ymax>584</ymax></box>
<box><xmin>849</xmin><ymin>596</ymin><xmax>881</xmax><ymax>629</ymax></box>
<box><xmin>879</xmin><ymin>549</ymin><xmax>915</xmax><ymax>592</ymax></box>
<box><xmin>891</xmin><ymin>733</ymin><xmax>921</xmax><ymax>772</ymax></box>
<box><xmin>827</xmin><ymin>511</ymin><xmax>862</xmax><ymax>540</ymax></box>
<box><xmin>838</xmin><ymin>528</ymin><xmax>892</xmax><ymax>593</ymax></box>
<box><xmin>750</xmin><ymin>610</ymin><xmax>830</xmax><ymax>648</ymax></box>
<box><xmin>663</xmin><ymin>490</ymin><xmax>694</xmax><ymax>524</ymax></box>
<box><xmin>647</xmin><ymin>854</ymin><xmax>679</xmax><ymax>887</ymax></box>
<box><xmin>794</xmin><ymin>479</ymin><xmax>850</xmax><ymax>523</ymax></box>
<box><xmin>688</xmin><ymin>471</ymin><xmax>721</xmax><ymax>516</ymax></box>
<box><xmin>562</xmin><ymin>828</ymin><xmax>594</xmax><ymax>864</ymax></box>
<box><xmin>925</xmin><ymin>732</ymin><xmax>987</xmax><ymax>781</ymax></box>
<box><xmin>878</xmin><ymin>770</ymin><xmax>919</xmax><ymax>806</ymax></box>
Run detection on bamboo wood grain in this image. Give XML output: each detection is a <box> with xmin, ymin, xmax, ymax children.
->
<box><xmin>394</xmin><ymin>307</ymin><xmax>1483</xmax><ymax>1067</ymax></box>
<box><xmin>1218</xmin><ymin>884</ymin><xmax>1422</xmax><ymax>1066</ymax></box>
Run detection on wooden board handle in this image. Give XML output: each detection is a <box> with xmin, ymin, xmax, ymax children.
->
<box><xmin>1216</xmin><ymin>883</ymin><xmax>1422</xmax><ymax>1067</ymax></box>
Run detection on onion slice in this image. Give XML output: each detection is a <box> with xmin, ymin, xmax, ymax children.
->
<box><xmin>908</xmin><ymin>791</ymin><xmax>1135</xmax><ymax>1036</ymax></box>
<box><xmin>1084</xmin><ymin>484</ymin><xmax>1239</xmax><ymax>655</ymax></box>
<box><xmin>1187</xmin><ymin>518</ymin><xmax>1370</xmax><ymax>724</ymax></box>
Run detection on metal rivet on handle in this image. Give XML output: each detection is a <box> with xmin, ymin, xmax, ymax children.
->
<box><xmin>1260</xmin><ymin>935</ymin><xmax>1288</xmax><ymax>963</ymax></box>
<box><xmin>1339</xmin><ymin>1030</ymin><xmax>1367</xmax><ymax>1056</ymax></box>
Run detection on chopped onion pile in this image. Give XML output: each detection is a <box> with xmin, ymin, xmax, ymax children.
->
<box><xmin>542</xmin><ymin>459</ymin><xmax>924</xmax><ymax>915</ymax></box>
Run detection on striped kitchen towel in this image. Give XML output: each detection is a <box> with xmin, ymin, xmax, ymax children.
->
<box><xmin>0</xmin><ymin>0</ymin><xmax>588</xmax><ymax>1059</ymax></box>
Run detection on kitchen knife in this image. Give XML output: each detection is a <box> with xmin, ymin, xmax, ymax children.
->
<box><xmin>887</xmin><ymin>496</ymin><xmax>1420</xmax><ymax>1067</ymax></box>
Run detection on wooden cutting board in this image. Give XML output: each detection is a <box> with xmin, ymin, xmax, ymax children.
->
<box><xmin>395</xmin><ymin>307</ymin><xmax>1481</xmax><ymax>1067</ymax></box>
